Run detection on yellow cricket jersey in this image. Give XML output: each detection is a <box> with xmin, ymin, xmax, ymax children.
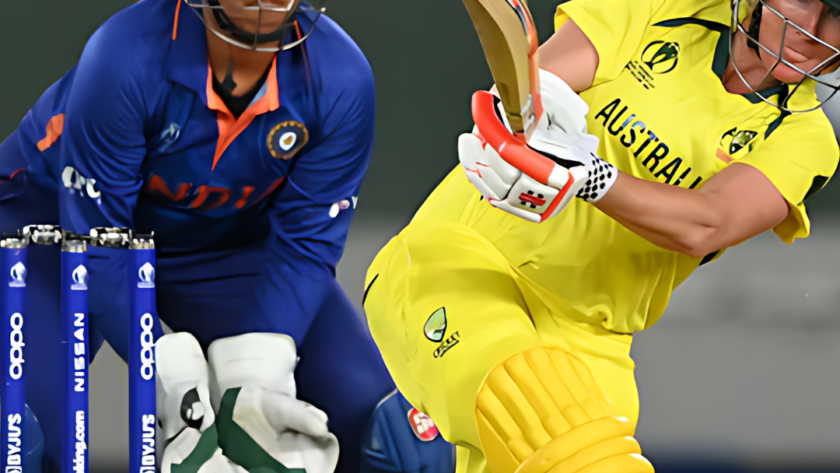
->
<box><xmin>405</xmin><ymin>0</ymin><xmax>839</xmax><ymax>334</ymax></box>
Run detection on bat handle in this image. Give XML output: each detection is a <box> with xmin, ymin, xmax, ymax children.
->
<box><xmin>471</xmin><ymin>90</ymin><xmax>556</xmax><ymax>186</ymax></box>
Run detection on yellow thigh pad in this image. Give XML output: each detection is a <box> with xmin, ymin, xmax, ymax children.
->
<box><xmin>476</xmin><ymin>348</ymin><xmax>653</xmax><ymax>473</ymax></box>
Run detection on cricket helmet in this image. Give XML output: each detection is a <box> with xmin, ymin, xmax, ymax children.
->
<box><xmin>183</xmin><ymin>0</ymin><xmax>326</xmax><ymax>52</ymax></box>
<box><xmin>731</xmin><ymin>0</ymin><xmax>840</xmax><ymax>112</ymax></box>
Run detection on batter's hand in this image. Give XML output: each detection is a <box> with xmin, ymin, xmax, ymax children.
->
<box><xmin>459</xmin><ymin>70</ymin><xmax>617</xmax><ymax>223</ymax></box>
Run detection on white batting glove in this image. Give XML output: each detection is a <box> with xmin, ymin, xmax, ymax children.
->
<box><xmin>460</xmin><ymin>69</ymin><xmax>617</xmax><ymax>223</ymax></box>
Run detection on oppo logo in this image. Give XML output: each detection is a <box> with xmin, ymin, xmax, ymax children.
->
<box><xmin>139</xmin><ymin>314</ymin><xmax>155</xmax><ymax>381</ymax></box>
<box><xmin>8</xmin><ymin>313</ymin><xmax>24</xmax><ymax>380</ymax></box>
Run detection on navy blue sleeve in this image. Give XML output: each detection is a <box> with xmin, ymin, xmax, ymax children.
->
<box><xmin>57</xmin><ymin>25</ymin><xmax>149</xmax><ymax>234</ymax></box>
<box><xmin>254</xmin><ymin>64</ymin><xmax>375</xmax><ymax>346</ymax></box>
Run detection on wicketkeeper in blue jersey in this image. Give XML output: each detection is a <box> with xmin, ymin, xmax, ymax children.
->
<box><xmin>0</xmin><ymin>1</ymin><xmax>454</xmax><ymax>471</ymax></box>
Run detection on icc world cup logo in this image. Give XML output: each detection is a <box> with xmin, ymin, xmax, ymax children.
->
<box><xmin>641</xmin><ymin>41</ymin><xmax>681</xmax><ymax>74</ymax></box>
<box><xmin>71</xmin><ymin>265</ymin><xmax>88</xmax><ymax>291</ymax></box>
<box><xmin>138</xmin><ymin>262</ymin><xmax>155</xmax><ymax>289</ymax></box>
<box><xmin>9</xmin><ymin>262</ymin><xmax>26</xmax><ymax>288</ymax></box>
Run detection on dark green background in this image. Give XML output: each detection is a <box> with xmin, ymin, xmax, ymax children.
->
<box><xmin>2</xmin><ymin>0</ymin><xmax>837</xmax><ymax>220</ymax></box>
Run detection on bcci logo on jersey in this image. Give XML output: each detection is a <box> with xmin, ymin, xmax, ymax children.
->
<box><xmin>267</xmin><ymin>121</ymin><xmax>309</xmax><ymax>161</ymax></box>
<box><xmin>137</xmin><ymin>263</ymin><xmax>155</xmax><ymax>289</ymax></box>
<box><xmin>9</xmin><ymin>262</ymin><xmax>26</xmax><ymax>288</ymax></box>
<box><xmin>626</xmin><ymin>41</ymin><xmax>680</xmax><ymax>89</ymax></box>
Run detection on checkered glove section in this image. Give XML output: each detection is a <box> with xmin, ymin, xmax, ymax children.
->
<box><xmin>576</xmin><ymin>153</ymin><xmax>616</xmax><ymax>202</ymax></box>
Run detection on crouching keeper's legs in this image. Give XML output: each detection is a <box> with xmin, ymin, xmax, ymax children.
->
<box><xmin>364</xmin><ymin>223</ymin><xmax>654</xmax><ymax>473</ymax></box>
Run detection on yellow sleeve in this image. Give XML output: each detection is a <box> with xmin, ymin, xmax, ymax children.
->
<box><xmin>555</xmin><ymin>0</ymin><xmax>667</xmax><ymax>87</ymax></box>
<box><xmin>737</xmin><ymin>112</ymin><xmax>839</xmax><ymax>244</ymax></box>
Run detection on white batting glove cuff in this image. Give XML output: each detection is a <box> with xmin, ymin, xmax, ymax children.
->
<box><xmin>575</xmin><ymin>153</ymin><xmax>616</xmax><ymax>202</ymax></box>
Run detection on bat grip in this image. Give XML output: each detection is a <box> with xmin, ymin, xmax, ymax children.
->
<box><xmin>471</xmin><ymin>90</ymin><xmax>556</xmax><ymax>186</ymax></box>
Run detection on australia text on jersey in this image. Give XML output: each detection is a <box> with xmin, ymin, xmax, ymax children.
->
<box><xmin>595</xmin><ymin>97</ymin><xmax>704</xmax><ymax>189</ymax></box>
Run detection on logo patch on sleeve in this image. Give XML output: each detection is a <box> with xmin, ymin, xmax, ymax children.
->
<box><xmin>407</xmin><ymin>407</ymin><xmax>440</xmax><ymax>441</ymax></box>
<box><xmin>267</xmin><ymin>121</ymin><xmax>309</xmax><ymax>160</ymax></box>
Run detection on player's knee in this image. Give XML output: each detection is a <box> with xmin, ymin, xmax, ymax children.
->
<box><xmin>360</xmin><ymin>391</ymin><xmax>455</xmax><ymax>473</ymax></box>
<box><xmin>476</xmin><ymin>347</ymin><xmax>653</xmax><ymax>473</ymax></box>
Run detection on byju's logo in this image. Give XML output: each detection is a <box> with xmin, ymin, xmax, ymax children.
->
<box><xmin>9</xmin><ymin>262</ymin><xmax>26</xmax><ymax>288</ymax></box>
<box><xmin>138</xmin><ymin>263</ymin><xmax>155</xmax><ymax>289</ymax></box>
<box><xmin>71</xmin><ymin>265</ymin><xmax>88</xmax><ymax>291</ymax></box>
<box><xmin>6</xmin><ymin>411</ymin><xmax>22</xmax><ymax>472</ymax></box>
<box><xmin>140</xmin><ymin>414</ymin><xmax>156</xmax><ymax>473</ymax></box>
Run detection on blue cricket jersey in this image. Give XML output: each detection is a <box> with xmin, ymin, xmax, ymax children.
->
<box><xmin>9</xmin><ymin>0</ymin><xmax>375</xmax><ymax>344</ymax></box>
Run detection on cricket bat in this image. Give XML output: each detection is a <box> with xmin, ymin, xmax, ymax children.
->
<box><xmin>462</xmin><ymin>0</ymin><xmax>543</xmax><ymax>141</ymax></box>
<box><xmin>463</xmin><ymin>0</ymin><xmax>560</xmax><ymax>187</ymax></box>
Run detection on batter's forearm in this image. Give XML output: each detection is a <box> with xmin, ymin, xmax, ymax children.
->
<box><xmin>593</xmin><ymin>172</ymin><xmax>724</xmax><ymax>257</ymax></box>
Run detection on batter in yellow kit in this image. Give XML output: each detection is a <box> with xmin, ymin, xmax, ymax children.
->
<box><xmin>364</xmin><ymin>0</ymin><xmax>839</xmax><ymax>471</ymax></box>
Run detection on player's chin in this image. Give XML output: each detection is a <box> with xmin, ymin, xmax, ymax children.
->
<box><xmin>769</xmin><ymin>63</ymin><xmax>806</xmax><ymax>84</ymax></box>
<box><xmin>766</xmin><ymin>58</ymin><xmax>829</xmax><ymax>85</ymax></box>
<box><xmin>226</xmin><ymin>11</ymin><xmax>288</xmax><ymax>32</ymax></box>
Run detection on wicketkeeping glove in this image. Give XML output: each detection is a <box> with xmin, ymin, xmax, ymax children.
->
<box><xmin>459</xmin><ymin>69</ymin><xmax>617</xmax><ymax>223</ymax></box>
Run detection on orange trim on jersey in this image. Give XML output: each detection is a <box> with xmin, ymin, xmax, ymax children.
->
<box><xmin>207</xmin><ymin>57</ymin><xmax>280</xmax><ymax>170</ymax></box>
<box><xmin>235</xmin><ymin>186</ymin><xmax>255</xmax><ymax>208</ymax></box>
<box><xmin>172</xmin><ymin>0</ymin><xmax>182</xmax><ymax>40</ymax></box>
<box><xmin>253</xmin><ymin>176</ymin><xmax>286</xmax><ymax>204</ymax></box>
<box><xmin>36</xmin><ymin>114</ymin><xmax>65</xmax><ymax>152</ymax></box>
<box><xmin>716</xmin><ymin>149</ymin><xmax>734</xmax><ymax>163</ymax></box>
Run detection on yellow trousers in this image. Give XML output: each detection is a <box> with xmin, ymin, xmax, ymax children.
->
<box><xmin>364</xmin><ymin>222</ymin><xmax>640</xmax><ymax>473</ymax></box>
